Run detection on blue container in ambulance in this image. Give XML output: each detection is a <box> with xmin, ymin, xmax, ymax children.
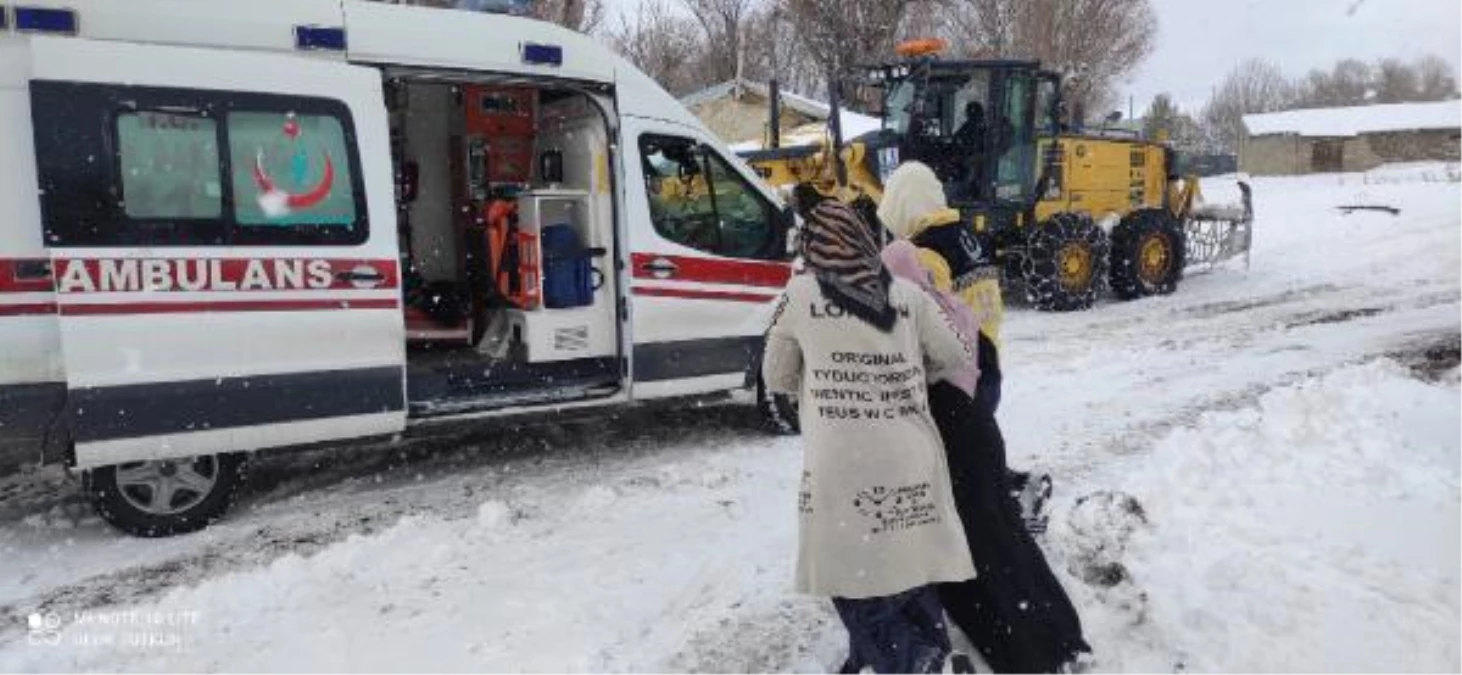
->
<box><xmin>541</xmin><ymin>224</ymin><xmax>594</xmax><ymax>308</ymax></box>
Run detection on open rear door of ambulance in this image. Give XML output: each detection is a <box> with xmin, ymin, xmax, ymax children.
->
<box><xmin>27</xmin><ymin>35</ymin><xmax>407</xmax><ymax>471</ymax></box>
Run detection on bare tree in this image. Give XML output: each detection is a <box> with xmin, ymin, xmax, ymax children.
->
<box><xmin>604</xmin><ymin>0</ymin><xmax>710</xmax><ymax>96</ymax></box>
<box><xmin>1374</xmin><ymin>57</ymin><xmax>1422</xmax><ymax>103</ymax></box>
<box><xmin>1291</xmin><ymin>55</ymin><xmax>1457</xmax><ymax>109</ymax></box>
<box><xmin>1142</xmin><ymin>93</ymin><xmax>1179</xmax><ymax>140</ymax></box>
<box><xmin>779</xmin><ymin>0</ymin><xmax>916</xmax><ymax>92</ymax></box>
<box><xmin>1201</xmin><ymin>58</ymin><xmax>1294</xmax><ymax>151</ymax></box>
<box><xmin>899</xmin><ymin>0</ymin><xmax>952</xmax><ymax>42</ymax></box>
<box><xmin>1415</xmin><ymin>55</ymin><xmax>1460</xmax><ymax>101</ymax></box>
<box><xmin>926</xmin><ymin>0</ymin><xmax>1155</xmax><ymax>120</ymax></box>
<box><xmin>678</xmin><ymin>0</ymin><xmax>757</xmax><ymax>85</ymax></box>
<box><xmin>739</xmin><ymin>5</ymin><xmax>824</xmax><ymax>96</ymax></box>
<box><xmin>532</xmin><ymin>0</ymin><xmax>607</xmax><ymax>33</ymax></box>
<box><xmin>1330</xmin><ymin>59</ymin><xmax>1376</xmax><ymax>104</ymax></box>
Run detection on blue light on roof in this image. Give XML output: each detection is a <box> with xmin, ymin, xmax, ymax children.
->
<box><xmin>295</xmin><ymin>25</ymin><xmax>347</xmax><ymax>52</ymax></box>
<box><xmin>522</xmin><ymin>43</ymin><xmax>563</xmax><ymax>68</ymax></box>
<box><xmin>15</xmin><ymin>7</ymin><xmax>79</xmax><ymax>34</ymax></box>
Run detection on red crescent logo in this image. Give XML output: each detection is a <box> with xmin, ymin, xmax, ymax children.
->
<box><xmin>252</xmin><ymin>152</ymin><xmax>335</xmax><ymax>210</ymax></box>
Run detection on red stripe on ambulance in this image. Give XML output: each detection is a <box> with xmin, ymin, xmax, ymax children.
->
<box><xmin>0</xmin><ymin>303</ymin><xmax>57</xmax><ymax>316</ymax></box>
<box><xmin>0</xmin><ymin>259</ymin><xmax>54</xmax><ymax>294</ymax></box>
<box><xmin>631</xmin><ymin>287</ymin><xmax>777</xmax><ymax>304</ymax></box>
<box><xmin>630</xmin><ymin>253</ymin><xmax>791</xmax><ymax>288</ymax></box>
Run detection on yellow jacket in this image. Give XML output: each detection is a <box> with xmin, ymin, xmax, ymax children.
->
<box><xmin>904</xmin><ymin>209</ymin><xmax>1004</xmax><ymax>350</ymax></box>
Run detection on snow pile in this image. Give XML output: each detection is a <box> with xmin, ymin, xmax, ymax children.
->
<box><xmin>1362</xmin><ymin>162</ymin><xmax>1462</xmax><ymax>185</ymax></box>
<box><xmin>1057</xmin><ymin>361</ymin><xmax>1460</xmax><ymax>672</ymax></box>
<box><xmin>0</xmin><ymin>440</ymin><xmax>840</xmax><ymax>673</ymax></box>
<box><xmin>1243</xmin><ymin>101</ymin><xmax>1461</xmax><ymax>138</ymax></box>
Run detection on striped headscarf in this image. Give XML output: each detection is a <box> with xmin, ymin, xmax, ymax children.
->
<box><xmin>801</xmin><ymin>199</ymin><xmax>897</xmax><ymax>332</ymax></box>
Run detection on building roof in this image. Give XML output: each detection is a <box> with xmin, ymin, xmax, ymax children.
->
<box><xmin>1243</xmin><ymin>101</ymin><xmax>1462</xmax><ymax>138</ymax></box>
<box><xmin>681</xmin><ymin>78</ymin><xmax>883</xmax><ymax>151</ymax></box>
<box><xmin>680</xmin><ymin>78</ymin><xmax>832</xmax><ymax>120</ymax></box>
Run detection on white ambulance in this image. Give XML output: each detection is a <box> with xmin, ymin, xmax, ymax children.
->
<box><xmin>0</xmin><ymin>0</ymin><xmax>799</xmax><ymax>536</ymax></box>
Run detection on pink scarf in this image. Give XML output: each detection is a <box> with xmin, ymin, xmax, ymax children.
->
<box><xmin>881</xmin><ymin>240</ymin><xmax>981</xmax><ymax>396</ymax></box>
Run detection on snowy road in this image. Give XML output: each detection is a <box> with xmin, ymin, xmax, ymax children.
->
<box><xmin>1</xmin><ymin>165</ymin><xmax>1458</xmax><ymax>672</ymax></box>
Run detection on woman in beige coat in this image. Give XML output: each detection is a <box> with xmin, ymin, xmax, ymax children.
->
<box><xmin>762</xmin><ymin>199</ymin><xmax>975</xmax><ymax>674</ymax></box>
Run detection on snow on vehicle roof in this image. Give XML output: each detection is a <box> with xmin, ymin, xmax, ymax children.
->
<box><xmin>1243</xmin><ymin>101</ymin><xmax>1461</xmax><ymax>138</ymax></box>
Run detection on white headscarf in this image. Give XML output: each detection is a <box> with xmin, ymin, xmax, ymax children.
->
<box><xmin>877</xmin><ymin>161</ymin><xmax>948</xmax><ymax>239</ymax></box>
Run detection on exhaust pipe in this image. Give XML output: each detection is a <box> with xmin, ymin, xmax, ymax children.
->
<box><xmin>768</xmin><ymin>79</ymin><xmax>781</xmax><ymax>150</ymax></box>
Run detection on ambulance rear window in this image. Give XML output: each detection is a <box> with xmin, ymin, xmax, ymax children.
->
<box><xmin>30</xmin><ymin>81</ymin><xmax>369</xmax><ymax>248</ymax></box>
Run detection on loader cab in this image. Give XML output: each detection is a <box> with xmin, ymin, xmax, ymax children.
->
<box><xmin>867</xmin><ymin>57</ymin><xmax>1061</xmax><ymax>214</ymax></box>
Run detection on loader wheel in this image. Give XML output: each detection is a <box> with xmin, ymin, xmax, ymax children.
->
<box><xmin>85</xmin><ymin>453</ymin><xmax>247</xmax><ymax>537</ymax></box>
<box><xmin>1110</xmin><ymin>209</ymin><xmax>1185</xmax><ymax>299</ymax></box>
<box><xmin>1022</xmin><ymin>213</ymin><xmax>1109</xmax><ymax>312</ymax></box>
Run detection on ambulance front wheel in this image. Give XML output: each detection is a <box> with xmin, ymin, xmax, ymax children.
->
<box><xmin>85</xmin><ymin>453</ymin><xmax>248</xmax><ymax>537</ymax></box>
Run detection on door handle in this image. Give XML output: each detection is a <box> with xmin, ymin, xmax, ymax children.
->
<box><xmin>14</xmin><ymin>260</ymin><xmax>52</xmax><ymax>280</ymax></box>
<box><xmin>641</xmin><ymin>258</ymin><xmax>678</xmax><ymax>279</ymax></box>
<box><xmin>336</xmin><ymin>269</ymin><xmax>386</xmax><ymax>283</ymax></box>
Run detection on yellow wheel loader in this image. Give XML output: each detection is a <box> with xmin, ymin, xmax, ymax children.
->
<box><xmin>742</xmin><ymin>43</ymin><xmax>1253</xmax><ymax>311</ymax></box>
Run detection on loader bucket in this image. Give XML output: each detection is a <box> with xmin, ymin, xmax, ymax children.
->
<box><xmin>1184</xmin><ymin>180</ymin><xmax>1254</xmax><ymax>270</ymax></box>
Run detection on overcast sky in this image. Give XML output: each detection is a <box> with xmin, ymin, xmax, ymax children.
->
<box><xmin>604</xmin><ymin>0</ymin><xmax>1460</xmax><ymax>113</ymax></box>
<box><xmin>1120</xmin><ymin>0</ymin><xmax>1461</xmax><ymax>115</ymax></box>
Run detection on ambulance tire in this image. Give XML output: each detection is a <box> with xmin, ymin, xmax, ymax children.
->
<box><xmin>85</xmin><ymin>453</ymin><xmax>248</xmax><ymax>537</ymax></box>
<box><xmin>757</xmin><ymin>377</ymin><xmax>800</xmax><ymax>435</ymax></box>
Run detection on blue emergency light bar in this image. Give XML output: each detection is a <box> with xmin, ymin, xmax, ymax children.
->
<box><xmin>295</xmin><ymin>25</ymin><xmax>347</xmax><ymax>52</ymax></box>
<box><xmin>521</xmin><ymin>42</ymin><xmax>562</xmax><ymax>67</ymax></box>
<box><xmin>15</xmin><ymin>6</ymin><xmax>79</xmax><ymax>34</ymax></box>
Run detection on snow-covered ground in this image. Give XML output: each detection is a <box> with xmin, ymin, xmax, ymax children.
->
<box><xmin>1</xmin><ymin>164</ymin><xmax>1458</xmax><ymax>672</ymax></box>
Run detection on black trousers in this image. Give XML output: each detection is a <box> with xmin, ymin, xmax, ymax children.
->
<box><xmin>928</xmin><ymin>382</ymin><xmax>1091</xmax><ymax>674</ymax></box>
<box><xmin>834</xmin><ymin>585</ymin><xmax>950</xmax><ymax>674</ymax></box>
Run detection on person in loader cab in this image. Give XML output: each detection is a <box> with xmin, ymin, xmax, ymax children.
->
<box><xmin>952</xmin><ymin>101</ymin><xmax>988</xmax><ymax>201</ymax></box>
<box><xmin>876</xmin><ymin>161</ymin><xmax>1088</xmax><ymax>672</ymax></box>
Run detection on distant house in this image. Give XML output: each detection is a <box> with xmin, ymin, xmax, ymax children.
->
<box><xmin>1240</xmin><ymin>101</ymin><xmax>1461</xmax><ymax>175</ymax></box>
<box><xmin>680</xmin><ymin>78</ymin><xmax>882</xmax><ymax>151</ymax></box>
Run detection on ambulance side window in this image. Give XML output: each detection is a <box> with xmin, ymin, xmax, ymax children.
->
<box><xmin>117</xmin><ymin>112</ymin><xmax>223</xmax><ymax>220</ymax></box>
<box><xmin>30</xmin><ymin>81</ymin><xmax>368</xmax><ymax>247</ymax></box>
<box><xmin>639</xmin><ymin>134</ymin><xmax>779</xmax><ymax>260</ymax></box>
<box><xmin>226</xmin><ymin>112</ymin><xmax>359</xmax><ymax>233</ymax></box>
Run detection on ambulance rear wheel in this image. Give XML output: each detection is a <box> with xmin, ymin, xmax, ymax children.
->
<box><xmin>757</xmin><ymin>377</ymin><xmax>800</xmax><ymax>435</ymax></box>
<box><xmin>86</xmin><ymin>453</ymin><xmax>247</xmax><ymax>537</ymax></box>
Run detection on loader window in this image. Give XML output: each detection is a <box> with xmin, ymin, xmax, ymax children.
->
<box><xmin>994</xmin><ymin>74</ymin><xmax>1037</xmax><ymax>202</ymax></box>
<box><xmin>639</xmin><ymin>134</ymin><xmax>779</xmax><ymax>260</ymax></box>
<box><xmin>886</xmin><ymin>81</ymin><xmax>917</xmax><ymax>135</ymax></box>
<box><xmin>1035</xmin><ymin>76</ymin><xmax>1059</xmax><ymax>135</ymax></box>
